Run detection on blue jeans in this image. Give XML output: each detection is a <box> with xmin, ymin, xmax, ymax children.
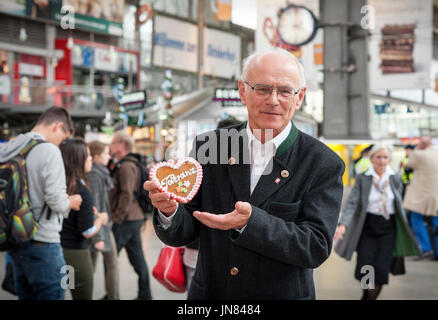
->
<box><xmin>409</xmin><ymin>211</ymin><xmax>438</xmax><ymax>256</ymax></box>
<box><xmin>10</xmin><ymin>242</ymin><xmax>66</xmax><ymax>300</ymax></box>
<box><xmin>112</xmin><ymin>220</ymin><xmax>152</xmax><ymax>299</ymax></box>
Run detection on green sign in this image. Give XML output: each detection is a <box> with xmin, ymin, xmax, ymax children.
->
<box><xmin>54</xmin><ymin>11</ymin><xmax>123</xmax><ymax>36</ymax></box>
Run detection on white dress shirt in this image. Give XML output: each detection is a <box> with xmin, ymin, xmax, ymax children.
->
<box><xmin>246</xmin><ymin>122</ymin><xmax>291</xmax><ymax>194</ymax></box>
<box><xmin>156</xmin><ymin>122</ymin><xmax>292</xmax><ymax>231</ymax></box>
<box><xmin>365</xmin><ymin>165</ymin><xmax>395</xmax><ymax>217</ymax></box>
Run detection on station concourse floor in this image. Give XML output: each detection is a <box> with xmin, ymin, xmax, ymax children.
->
<box><xmin>1</xmin><ymin>187</ymin><xmax>438</xmax><ymax>300</ymax></box>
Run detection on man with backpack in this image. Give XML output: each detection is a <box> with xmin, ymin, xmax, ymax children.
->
<box><xmin>0</xmin><ymin>106</ymin><xmax>82</xmax><ymax>300</ymax></box>
<box><xmin>109</xmin><ymin>130</ymin><xmax>152</xmax><ymax>300</ymax></box>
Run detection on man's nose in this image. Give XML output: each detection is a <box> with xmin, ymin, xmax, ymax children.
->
<box><xmin>267</xmin><ymin>89</ymin><xmax>280</xmax><ymax>104</ymax></box>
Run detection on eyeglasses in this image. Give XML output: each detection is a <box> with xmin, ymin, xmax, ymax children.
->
<box><xmin>244</xmin><ymin>81</ymin><xmax>300</xmax><ymax>100</ymax></box>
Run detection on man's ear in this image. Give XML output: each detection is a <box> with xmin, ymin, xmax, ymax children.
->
<box><xmin>238</xmin><ymin>80</ymin><xmax>246</xmax><ymax>105</ymax></box>
<box><xmin>295</xmin><ymin>87</ymin><xmax>307</xmax><ymax>110</ymax></box>
<box><xmin>54</xmin><ymin>121</ymin><xmax>64</xmax><ymax>132</ymax></box>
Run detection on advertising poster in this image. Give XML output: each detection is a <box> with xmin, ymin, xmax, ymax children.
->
<box><xmin>203</xmin><ymin>28</ymin><xmax>241</xmax><ymax>79</ymax></box>
<box><xmin>153</xmin><ymin>15</ymin><xmax>198</xmax><ymax>73</ymax></box>
<box><xmin>256</xmin><ymin>0</ymin><xmax>320</xmax><ymax>91</ymax></box>
<box><xmin>368</xmin><ymin>0</ymin><xmax>433</xmax><ymax>90</ymax></box>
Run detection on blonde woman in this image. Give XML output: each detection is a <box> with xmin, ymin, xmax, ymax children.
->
<box><xmin>334</xmin><ymin>143</ymin><xmax>421</xmax><ymax>300</ymax></box>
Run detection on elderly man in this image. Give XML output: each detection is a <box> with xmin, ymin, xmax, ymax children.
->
<box><xmin>145</xmin><ymin>49</ymin><xmax>345</xmax><ymax>299</ymax></box>
<box><xmin>403</xmin><ymin>137</ymin><xmax>438</xmax><ymax>259</ymax></box>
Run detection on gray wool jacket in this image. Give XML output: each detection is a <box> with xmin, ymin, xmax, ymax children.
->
<box><xmin>335</xmin><ymin>173</ymin><xmax>421</xmax><ymax>261</ymax></box>
<box><xmin>0</xmin><ymin>132</ymin><xmax>70</xmax><ymax>243</ymax></box>
<box><xmin>87</xmin><ymin>164</ymin><xmax>114</xmax><ymax>252</ymax></box>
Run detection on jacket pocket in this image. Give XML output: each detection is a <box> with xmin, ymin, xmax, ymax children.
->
<box><xmin>268</xmin><ymin>200</ymin><xmax>301</xmax><ymax>222</ymax></box>
<box><xmin>187</xmin><ymin>277</ymin><xmax>207</xmax><ymax>300</ymax></box>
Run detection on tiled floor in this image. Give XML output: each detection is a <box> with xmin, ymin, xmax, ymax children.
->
<box><xmin>1</xmin><ymin>211</ymin><xmax>437</xmax><ymax>300</ymax></box>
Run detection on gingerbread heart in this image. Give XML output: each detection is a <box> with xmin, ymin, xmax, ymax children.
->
<box><xmin>149</xmin><ymin>157</ymin><xmax>203</xmax><ymax>204</ymax></box>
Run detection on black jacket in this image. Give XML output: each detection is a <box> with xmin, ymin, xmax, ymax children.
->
<box><xmin>153</xmin><ymin>121</ymin><xmax>345</xmax><ymax>299</ymax></box>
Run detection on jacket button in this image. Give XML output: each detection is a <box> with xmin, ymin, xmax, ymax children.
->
<box><xmin>281</xmin><ymin>170</ymin><xmax>289</xmax><ymax>178</ymax></box>
<box><xmin>228</xmin><ymin>157</ymin><xmax>236</xmax><ymax>165</ymax></box>
<box><xmin>230</xmin><ymin>267</ymin><xmax>239</xmax><ymax>276</ymax></box>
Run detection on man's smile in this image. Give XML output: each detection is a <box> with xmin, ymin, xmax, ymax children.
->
<box><xmin>261</xmin><ymin>111</ymin><xmax>281</xmax><ymax>116</ymax></box>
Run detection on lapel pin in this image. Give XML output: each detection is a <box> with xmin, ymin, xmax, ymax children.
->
<box><xmin>228</xmin><ymin>157</ymin><xmax>236</xmax><ymax>166</ymax></box>
<box><xmin>275</xmin><ymin>178</ymin><xmax>280</xmax><ymax>184</ymax></box>
<box><xmin>281</xmin><ymin>170</ymin><xmax>289</xmax><ymax>178</ymax></box>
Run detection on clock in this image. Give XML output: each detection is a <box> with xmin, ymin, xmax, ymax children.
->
<box><xmin>277</xmin><ymin>3</ymin><xmax>318</xmax><ymax>47</ymax></box>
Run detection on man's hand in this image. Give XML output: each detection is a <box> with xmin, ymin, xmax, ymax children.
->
<box><xmin>99</xmin><ymin>212</ymin><xmax>109</xmax><ymax>226</ymax></box>
<box><xmin>69</xmin><ymin>194</ymin><xmax>83</xmax><ymax>211</ymax></box>
<box><xmin>193</xmin><ymin>201</ymin><xmax>252</xmax><ymax>230</ymax></box>
<box><xmin>144</xmin><ymin>180</ymin><xmax>178</xmax><ymax>216</ymax></box>
<box><xmin>334</xmin><ymin>224</ymin><xmax>346</xmax><ymax>241</ymax></box>
<box><xmin>94</xmin><ymin>240</ymin><xmax>105</xmax><ymax>251</ymax></box>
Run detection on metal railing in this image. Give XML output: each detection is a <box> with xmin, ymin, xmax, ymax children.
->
<box><xmin>0</xmin><ymin>79</ymin><xmax>118</xmax><ymax>112</ymax></box>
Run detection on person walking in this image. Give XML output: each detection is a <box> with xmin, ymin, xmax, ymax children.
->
<box><xmin>109</xmin><ymin>130</ymin><xmax>152</xmax><ymax>300</ymax></box>
<box><xmin>403</xmin><ymin>136</ymin><xmax>438</xmax><ymax>259</ymax></box>
<box><xmin>399</xmin><ymin>144</ymin><xmax>415</xmax><ymax>199</ymax></box>
<box><xmin>60</xmin><ymin>138</ymin><xmax>108</xmax><ymax>300</ymax></box>
<box><xmin>334</xmin><ymin>143</ymin><xmax>421</xmax><ymax>300</ymax></box>
<box><xmin>0</xmin><ymin>107</ymin><xmax>82</xmax><ymax>300</ymax></box>
<box><xmin>87</xmin><ymin>140</ymin><xmax>119</xmax><ymax>300</ymax></box>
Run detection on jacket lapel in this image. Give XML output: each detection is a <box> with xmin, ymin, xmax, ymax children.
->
<box><xmin>227</xmin><ymin>125</ymin><xmax>251</xmax><ymax>202</ymax></box>
<box><xmin>249</xmin><ymin>157</ymin><xmax>292</xmax><ymax>207</ymax></box>
<box><xmin>362</xmin><ymin>175</ymin><xmax>372</xmax><ymax>210</ymax></box>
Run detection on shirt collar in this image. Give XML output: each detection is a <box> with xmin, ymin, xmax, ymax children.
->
<box><xmin>365</xmin><ymin>165</ymin><xmax>394</xmax><ymax>180</ymax></box>
<box><xmin>246</xmin><ymin>121</ymin><xmax>292</xmax><ymax>150</ymax></box>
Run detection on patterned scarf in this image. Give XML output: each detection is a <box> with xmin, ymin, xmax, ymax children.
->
<box><xmin>372</xmin><ymin>177</ymin><xmax>390</xmax><ymax>220</ymax></box>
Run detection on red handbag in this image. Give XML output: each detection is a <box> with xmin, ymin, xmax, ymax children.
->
<box><xmin>152</xmin><ymin>245</ymin><xmax>186</xmax><ymax>293</ymax></box>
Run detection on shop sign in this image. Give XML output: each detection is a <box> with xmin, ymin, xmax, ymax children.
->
<box><xmin>221</xmin><ymin>100</ymin><xmax>243</xmax><ymax>107</ymax></box>
<box><xmin>203</xmin><ymin>28</ymin><xmax>241</xmax><ymax>79</ymax></box>
<box><xmin>119</xmin><ymin>90</ymin><xmax>147</xmax><ymax>110</ymax></box>
<box><xmin>213</xmin><ymin>88</ymin><xmax>240</xmax><ymax>101</ymax></box>
<box><xmin>153</xmin><ymin>15</ymin><xmax>198</xmax><ymax>73</ymax></box>
<box><xmin>93</xmin><ymin>47</ymin><xmax>137</xmax><ymax>73</ymax></box>
<box><xmin>94</xmin><ymin>47</ymin><xmax>118</xmax><ymax>72</ymax></box>
<box><xmin>0</xmin><ymin>0</ymin><xmax>124</xmax><ymax>36</ymax></box>
<box><xmin>53</xmin><ymin>0</ymin><xmax>124</xmax><ymax>37</ymax></box>
<box><xmin>19</xmin><ymin>63</ymin><xmax>44</xmax><ymax>77</ymax></box>
<box><xmin>72</xmin><ymin>45</ymin><xmax>94</xmax><ymax>68</ymax></box>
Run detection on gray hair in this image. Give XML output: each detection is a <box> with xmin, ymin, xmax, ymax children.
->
<box><xmin>113</xmin><ymin>130</ymin><xmax>134</xmax><ymax>153</ymax></box>
<box><xmin>369</xmin><ymin>142</ymin><xmax>393</xmax><ymax>160</ymax></box>
<box><xmin>240</xmin><ymin>48</ymin><xmax>306</xmax><ymax>88</ymax></box>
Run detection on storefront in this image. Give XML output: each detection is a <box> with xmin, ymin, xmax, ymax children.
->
<box><xmin>131</xmin><ymin>125</ymin><xmax>157</xmax><ymax>158</ymax></box>
<box><xmin>0</xmin><ymin>49</ymin><xmax>48</xmax><ymax>108</ymax></box>
<box><xmin>0</xmin><ymin>50</ymin><xmax>11</xmax><ymax>105</ymax></box>
<box><xmin>14</xmin><ymin>53</ymin><xmax>46</xmax><ymax>106</ymax></box>
<box><xmin>55</xmin><ymin>38</ymin><xmax>140</xmax><ymax>111</ymax></box>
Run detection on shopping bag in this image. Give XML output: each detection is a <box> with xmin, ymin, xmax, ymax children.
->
<box><xmin>152</xmin><ymin>245</ymin><xmax>186</xmax><ymax>293</ymax></box>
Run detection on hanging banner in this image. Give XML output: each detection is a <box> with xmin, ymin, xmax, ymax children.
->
<box><xmin>256</xmin><ymin>0</ymin><xmax>320</xmax><ymax>91</ymax></box>
<box><xmin>153</xmin><ymin>15</ymin><xmax>198</xmax><ymax>73</ymax></box>
<box><xmin>368</xmin><ymin>0</ymin><xmax>432</xmax><ymax>90</ymax></box>
<box><xmin>0</xmin><ymin>0</ymin><xmax>124</xmax><ymax>36</ymax></box>
<box><xmin>212</xmin><ymin>0</ymin><xmax>232</xmax><ymax>21</ymax></box>
<box><xmin>203</xmin><ymin>28</ymin><xmax>241</xmax><ymax>79</ymax></box>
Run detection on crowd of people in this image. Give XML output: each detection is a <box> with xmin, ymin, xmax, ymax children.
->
<box><xmin>0</xmin><ymin>107</ymin><xmax>156</xmax><ymax>300</ymax></box>
<box><xmin>1</xmin><ymin>48</ymin><xmax>437</xmax><ymax>301</ymax></box>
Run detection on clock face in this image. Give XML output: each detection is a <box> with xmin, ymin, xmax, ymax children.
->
<box><xmin>277</xmin><ymin>5</ymin><xmax>317</xmax><ymax>46</ymax></box>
